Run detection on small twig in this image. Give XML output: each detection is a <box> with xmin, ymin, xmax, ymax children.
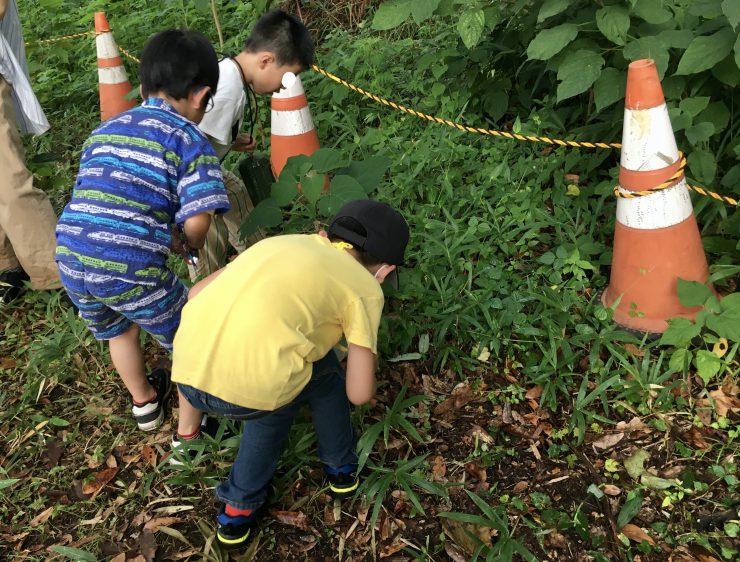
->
<box><xmin>210</xmin><ymin>0</ymin><xmax>223</xmax><ymax>50</ymax></box>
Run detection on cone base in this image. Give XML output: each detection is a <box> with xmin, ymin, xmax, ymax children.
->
<box><xmin>602</xmin><ymin>215</ymin><xmax>709</xmax><ymax>333</ymax></box>
<box><xmin>270</xmin><ymin>131</ymin><xmax>321</xmax><ymax>178</ymax></box>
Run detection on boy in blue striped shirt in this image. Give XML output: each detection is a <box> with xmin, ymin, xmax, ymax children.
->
<box><xmin>55</xmin><ymin>29</ymin><xmax>229</xmax><ymax>431</ymax></box>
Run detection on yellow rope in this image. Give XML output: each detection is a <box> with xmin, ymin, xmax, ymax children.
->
<box><xmin>613</xmin><ymin>153</ymin><xmax>738</xmax><ymax>206</ymax></box>
<box><xmin>310</xmin><ymin>65</ymin><xmax>621</xmax><ymax>150</ymax></box>
<box><xmin>19</xmin><ymin>31</ymin><xmax>740</xmax><ymax>207</ymax></box>
<box><xmin>24</xmin><ymin>30</ymin><xmax>96</xmax><ymax>45</ymax></box>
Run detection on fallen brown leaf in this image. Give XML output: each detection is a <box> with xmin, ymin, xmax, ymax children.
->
<box><xmin>442</xmin><ymin>518</ymin><xmax>493</xmax><ymax>556</ymax></box>
<box><xmin>430</xmin><ymin>455</ymin><xmax>447</xmax><ymax>481</ymax></box>
<box><xmin>464</xmin><ymin>461</ymin><xmax>487</xmax><ymax>482</ymax></box>
<box><xmin>708</xmin><ymin>388</ymin><xmax>740</xmax><ymax>418</ymax></box>
<box><xmin>621</xmin><ymin>523</ymin><xmax>656</xmax><ymax>546</ymax></box>
<box><xmin>105</xmin><ymin>454</ymin><xmax>118</xmax><ymax>468</ymax></box>
<box><xmin>43</xmin><ymin>440</ymin><xmax>65</xmax><ymax>468</ymax></box>
<box><xmin>592</xmin><ymin>432</ymin><xmax>624</xmax><ymax>450</ymax></box>
<box><xmin>141</xmin><ymin>445</ymin><xmax>158</xmax><ymax>467</ymax></box>
<box><xmin>444</xmin><ymin>542</ymin><xmax>468</xmax><ymax>562</ymax></box>
<box><xmin>138</xmin><ymin>529</ymin><xmax>157</xmax><ymax>562</ymax></box>
<box><xmin>512</xmin><ymin>481</ymin><xmax>529</xmax><ymax>494</ymax></box>
<box><xmin>624</xmin><ymin>343</ymin><xmax>645</xmax><ymax>357</ymax></box>
<box><xmin>82</xmin><ymin>467</ymin><xmax>118</xmax><ymax>496</ymax></box>
<box><xmin>29</xmin><ymin>506</ymin><xmax>53</xmax><ymax>527</ymax></box>
<box><xmin>616</xmin><ymin>417</ymin><xmax>650</xmax><ymax>433</ymax></box>
<box><xmin>379</xmin><ymin>541</ymin><xmax>405</xmax><ymax>558</ymax></box>
<box><xmin>110</xmin><ymin>554</ymin><xmax>126</xmax><ymax>562</ymax></box>
<box><xmin>272</xmin><ymin>510</ymin><xmax>309</xmax><ymax>530</ymax></box>
<box><xmin>525</xmin><ymin>385</ymin><xmax>543</xmax><ymax>400</ymax></box>
<box><xmin>685</xmin><ymin>427</ymin><xmax>710</xmax><ymax>450</ymax></box>
<box><xmin>0</xmin><ymin>357</ymin><xmax>16</xmax><ymax>369</ymax></box>
<box><xmin>469</xmin><ymin>424</ymin><xmax>494</xmax><ymax>445</ymax></box>
<box><xmin>603</xmin><ymin>485</ymin><xmax>621</xmax><ymax>496</ymax></box>
<box><xmin>143</xmin><ymin>516</ymin><xmax>183</xmax><ymax>531</ymax></box>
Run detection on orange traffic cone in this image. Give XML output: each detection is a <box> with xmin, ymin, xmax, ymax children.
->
<box><xmin>602</xmin><ymin>59</ymin><xmax>711</xmax><ymax>333</ymax></box>
<box><xmin>270</xmin><ymin>72</ymin><xmax>321</xmax><ymax>178</ymax></box>
<box><xmin>95</xmin><ymin>12</ymin><xmax>135</xmax><ymax>121</ymax></box>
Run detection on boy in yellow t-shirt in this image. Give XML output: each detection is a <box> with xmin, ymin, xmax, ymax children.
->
<box><xmin>170</xmin><ymin>199</ymin><xmax>409</xmax><ymax>550</ymax></box>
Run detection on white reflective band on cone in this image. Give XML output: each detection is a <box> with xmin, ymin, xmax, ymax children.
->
<box><xmin>96</xmin><ymin>34</ymin><xmax>121</xmax><ymax>59</ymax></box>
<box><xmin>98</xmin><ymin>66</ymin><xmax>129</xmax><ymax>85</ymax></box>
<box><xmin>273</xmin><ymin>73</ymin><xmax>305</xmax><ymax>99</ymax></box>
<box><xmin>271</xmin><ymin>107</ymin><xmax>315</xmax><ymax>136</ymax></box>
<box><xmin>621</xmin><ymin>103</ymin><xmax>679</xmax><ymax>172</ymax></box>
<box><xmin>616</xmin><ymin>177</ymin><xmax>693</xmax><ymax>229</ymax></box>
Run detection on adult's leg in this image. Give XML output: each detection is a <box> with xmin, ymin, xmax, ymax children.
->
<box><xmin>0</xmin><ymin>78</ymin><xmax>60</xmax><ymax>289</ymax></box>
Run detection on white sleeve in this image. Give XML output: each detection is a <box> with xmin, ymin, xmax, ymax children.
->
<box><xmin>198</xmin><ymin>94</ymin><xmax>240</xmax><ymax>146</ymax></box>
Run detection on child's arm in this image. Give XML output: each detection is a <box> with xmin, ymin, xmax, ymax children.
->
<box><xmin>188</xmin><ymin>267</ymin><xmax>224</xmax><ymax>301</ymax></box>
<box><xmin>345</xmin><ymin>343</ymin><xmax>377</xmax><ymax>405</ymax></box>
<box><xmin>182</xmin><ymin>212</ymin><xmax>212</xmax><ymax>249</ymax></box>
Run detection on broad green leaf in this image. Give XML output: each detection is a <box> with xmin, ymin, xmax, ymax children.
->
<box><xmin>537</xmin><ymin>0</ymin><xmax>570</xmax><ymax>23</ymax></box>
<box><xmin>316</xmin><ymin>194</ymin><xmax>343</xmax><ymax>217</ymax></box>
<box><xmin>410</xmin><ymin>0</ymin><xmax>440</xmax><ymax>23</ymax></box>
<box><xmin>484</xmin><ymin>90</ymin><xmax>509</xmax><ymax>121</ymax></box>
<box><xmin>695</xmin><ymin>350</ymin><xmax>722</xmax><ymax>384</ymax></box>
<box><xmin>687</xmin><ymin>149</ymin><xmax>717</xmax><ymax>183</ymax></box>
<box><xmin>669</xmin><ymin>348</ymin><xmax>692</xmax><ymax>372</ymax></box>
<box><xmin>677</xmin><ymin>278</ymin><xmax>712</xmax><ymax>307</ymax></box>
<box><xmin>706</xmin><ymin>314</ymin><xmax>740</xmax><ymax>342</ymax></box>
<box><xmin>556</xmin><ymin>49</ymin><xmax>605</xmax><ymax>102</ymax></box>
<box><xmin>330</xmin><ymin>175</ymin><xmax>367</xmax><ymax>203</ymax></box>
<box><xmin>458</xmin><ymin>9</ymin><xmax>486</xmax><ymax>49</ymax></box>
<box><xmin>526</xmin><ymin>24</ymin><xmax>579</xmax><ymax>60</ymax></box>
<box><xmin>658</xmin><ymin>29</ymin><xmax>694</xmax><ymax>49</ymax></box>
<box><xmin>713</xmin><ymin>53</ymin><xmax>740</xmax><ymax>86</ymax></box>
<box><xmin>301</xmin><ymin>173</ymin><xmax>326</xmax><ymax>205</ymax></box>
<box><xmin>337</xmin><ymin>155</ymin><xmax>391</xmax><ymax>191</ymax></box>
<box><xmin>679</xmin><ymin>96</ymin><xmax>710</xmax><ymax>118</ymax></box>
<box><xmin>624</xmin><ymin>36</ymin><xmax>669</xmax><ymax>78</ymax></box>
<box><xmin>723</xmin><ymin>0</ymin><xmax>740</xmax><ymax>29</ymax></box>
<box><xmin>688</xmin><ymin>0</ymin><xmax>725</xmax><ymax>18</ymax></box>
<box><xmin>659</xmin><ymin>317</ymin><xmax>702</xmax><ymax>347</ymax></box>
<box><xmin>641</xmin><ymin>474</ymin><xmax>678</xmax><ymax>490</ymax></box>
<box><xmin>309</xmin><ymin>148</ymin><xmax>349</xmax><ymax>173</ymax></box>
<box><xmin>593</xmin><ymin>67</ymin><xmax>626</xmax><ymax>112</ymax></box>
<box><xmin>686</xmin><ymin>122</ymin><xmax>715</xmax><ymax>145</ymax></box>
<box><xmin>697</xmin><ymin>101</ymin><xmax>730</xmax><ymax>132</ymax></box>
<box><xmin>720</xmin><ymin>293</ymin><xmax>740</xmax><ymax>315</ymax></box>
<box><xmin>240</xmin><ymin>198</ymin><xmax>282</xmax><ymax>238</ymax></box>
<box><xmin>632</xmin><ymin>0</ymin><xmax>671</xmax><ymax>24</ymax></box>
<box><xmin>49</xmin><ymin>546</ymin><xmax>97</xmax><ymax>562</ymax></box>
<box><xmin>193</xmin><ymin>0</ymin><xmax>210</xmax><ymax>15</ymax></box>
<box><xmin>596</xmin><ymin>5</ymin><xmax>630</xmax><ymax>46</ymax></box>
<box><xmin>271</xmin><ymin>175</ymin><xmax>298</xmax><ymax>207</ymax></box>
<box><xmin>625</xmin><ymin>448</ymin><xmax>649</xmax><ymax>479</ymax></box>
<box><xmin>617</xmin><ymin>491</ymin><xmax>643</xmax><ymax>528</ymax></box>
<box><xmin>372</xmin><ymin>0</ymin><xmax>412</xmax><ymax>30</ymax></box>
<box><xmin>676</xmin><ymin>28</ymin><xmax>735</xmax><ymax>75</ymax></box>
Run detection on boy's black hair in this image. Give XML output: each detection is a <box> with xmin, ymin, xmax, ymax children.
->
<box><xmin>139</xmin><ymin>29</ymin><xmax>219</xmax><ymax>99</ymax></box>
<box><xmin>243</xmin><ymin>9</ymin><xmax>314</xmax><ymax>69</ymax></box>
<box><xmin>328</xmin><ymin>217</ymin><xmax>382</xmax><ymax>267</ymax></box>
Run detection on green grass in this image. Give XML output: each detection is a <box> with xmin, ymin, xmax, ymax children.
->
<box><xmin>2</xmin><ymin>1</ymin><xmax>739</xmax><ymax>560</ymax></box>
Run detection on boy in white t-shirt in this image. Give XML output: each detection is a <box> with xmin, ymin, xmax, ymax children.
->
<box><xmin>193</xmin><ymin>9</ymin><xmax>314</xmax><ymax>279</ymax></box>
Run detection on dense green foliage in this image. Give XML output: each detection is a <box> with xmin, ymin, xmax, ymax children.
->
<box><xmin>6</xmin><ymin>1</ymin><xmax>739</xmax><ymax>559</ymax></box>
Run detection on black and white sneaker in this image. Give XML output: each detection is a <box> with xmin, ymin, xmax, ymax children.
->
<box><xmin>131</xmin><ymin>368</ymin><xmax>171</xmax><ymax>431</ymax></box>
<box><xmin>169</xmin><ymin>415</ymin><xmax>239</xmax><ymax>465</ymax></box>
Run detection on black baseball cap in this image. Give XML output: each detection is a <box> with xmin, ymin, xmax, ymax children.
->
<box><xmin>327</xmin><ymin>199</ymin><xmax>410</xmax><ymax>289</ymax></box>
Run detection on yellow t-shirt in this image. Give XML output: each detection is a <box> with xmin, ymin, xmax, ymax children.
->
<box><xmin>172</xmin><ymin>234</ymin><xmax>384</xmax><ymax>410</ymax></box>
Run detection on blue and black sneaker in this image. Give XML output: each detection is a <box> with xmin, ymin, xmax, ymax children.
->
<box><xmin>216</xmin><ymin>505</ymin><xmax>255</xmax><ymax>550</ymax></box>
<box><xmin>325</xmin><ymin>463</ymin><xmax>359</xmax><ymax>498</ymax></box>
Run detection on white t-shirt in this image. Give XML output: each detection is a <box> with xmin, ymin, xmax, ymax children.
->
<box><xmin>198</xmin><ymin>58</ymin><xmax>246</xmax><ymax>159</ymax></box>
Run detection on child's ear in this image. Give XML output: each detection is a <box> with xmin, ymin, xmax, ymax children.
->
<box><xmin>258</xmin><ymin>52</ymin><xmax>276</xmax><ymax>68</ymax></box>
<box><xmin>191</xmin><ymin>86</ymin><xmax>211</xmax><ymax>109</ymax></box>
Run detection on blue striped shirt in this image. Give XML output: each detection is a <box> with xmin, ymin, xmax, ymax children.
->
<box><xmin>56</xmin><ymin>97</ymin><xmax>229</xmax><ymax>283</ymax></box>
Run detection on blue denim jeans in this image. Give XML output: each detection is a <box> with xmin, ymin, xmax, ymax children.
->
<box><xmin>177</xmin><ymin>351</ymin><xmax>357</xmax><ymax>510</ymax></box>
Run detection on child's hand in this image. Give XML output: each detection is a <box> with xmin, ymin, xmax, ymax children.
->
<box><xmin>232</xmin><ymin>133</ymin><xmax>256</xmax><ymax>152</ymax></box>
<box><xmin>170</xmin><ymin>226</ymin><xmax>198</xmax><ymax>265</ymax></box>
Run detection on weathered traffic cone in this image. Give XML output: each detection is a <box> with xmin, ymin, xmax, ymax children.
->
<box><xmin>270</xmin><ymin>72</ymin><xmax>321</xmax><ymax>178</ymax></box>
<box><xmin>601</xmin><ymin>59</ymin><xmax>711</xmax><ymax>333</ymax></box>
<box><xmin>95</xmin><ymin>12</ymin><xmax>135</xmax><ymax>121</ymax></box>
